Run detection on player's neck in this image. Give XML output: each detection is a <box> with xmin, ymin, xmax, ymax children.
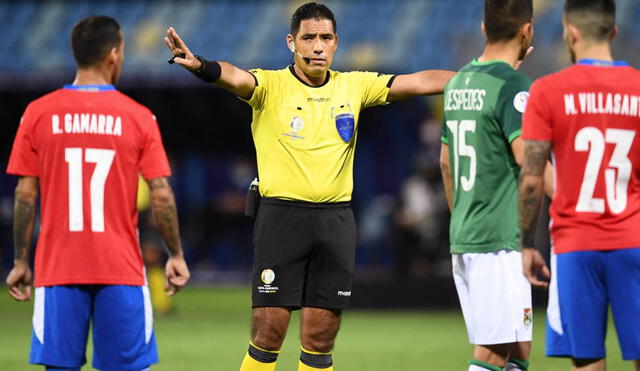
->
<box><xmin>72</xmin><ymin>68</ymin><xmax>114</xmax><ymax>86</ymax></box>
<box><xmin>292</xmin><ymin>63</ymin><xmax>327</xmax><ymax>87</ymax></box>
<box><xmin>478</xmin><ymin>41</ymin><xmax>522</xmax><ymax>69</ymax></box>
<box><xmin>573</xmin><ymin>42</ymin><xmax>614</xmax><ymax>63</ymax></box>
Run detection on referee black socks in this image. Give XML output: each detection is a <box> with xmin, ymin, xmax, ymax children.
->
<box><xmin>240</xmin><ymin>342</ymin><xmax>279</xmax><ymax>371</ymax></box>
<box><xmin>298</xmin><ymin>346</ymin><xmax>334</xmax><ymax>370</ymax></box>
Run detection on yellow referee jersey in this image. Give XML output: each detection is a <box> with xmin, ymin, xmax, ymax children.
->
<box><xmin>241</xmin><ymin>65</ymin><xmax>394</xmax><ymax>203</ymax></box>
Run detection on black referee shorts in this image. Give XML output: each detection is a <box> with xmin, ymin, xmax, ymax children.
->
<box><xmin>251</xmin><ymin>198</ymin><xmax>356</xmax><ymax>310</ymax></box>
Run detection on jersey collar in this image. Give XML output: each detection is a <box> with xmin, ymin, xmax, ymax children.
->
<box><xmin>63</xmin><ymin>84</ymin><xmax>116</xmax><ymax>91</ymax></box>
<box><xmin>471</xmin><ymin>59</ymin><xmax>509</xmax><ymax>66</ymax></box>
<box><xmin>577</xmin><ymin>59</ymin><xmax>628</xmax><ymax>67</ymax></box>
<box><xmin>289</xmin><ymin>65</ymin><xmax>331</xmax><ymax>88</ymax></box>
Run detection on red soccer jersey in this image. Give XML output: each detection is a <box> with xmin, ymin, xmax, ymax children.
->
<box><xmin>7</xmin><ymin>85</ymin><xmax>171</xmax><ymax>286</ymax></box>
<box><xmin>523</xmin><ymin>61</ymin><xmax>640</xmax><ymax>254</ymax></box>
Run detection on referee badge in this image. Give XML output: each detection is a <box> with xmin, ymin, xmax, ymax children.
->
<box><xmin>332</xmin><ymin>103</ymin><xmax>355</xmax><ymax>143</ymax></box>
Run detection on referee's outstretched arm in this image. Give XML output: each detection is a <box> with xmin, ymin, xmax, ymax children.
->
<box><xmin>387</xmin><ymin>46</ymin><xmax>533</xmax><ymax>101</ymax></box>
<box><xmin>387</xmin><ymin>69</ymin><xmax>456</xmax><ymax>101</ymax></box>
<box><xmin>163</xmin><ymin>27</ymin><xmax>256</xmax><ymax>100</ymax></box>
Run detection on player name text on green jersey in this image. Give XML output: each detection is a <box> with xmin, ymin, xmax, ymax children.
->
<box><xmin>444</xmin><ymin>89</ymin><xmax>487</xmax><ymax>111</ymax></box>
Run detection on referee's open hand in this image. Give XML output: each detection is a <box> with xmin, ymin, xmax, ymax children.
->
<box><xmin>164</xmin><ymin>27</ymin><xmax>201</xmax><ymax>72</ymax></box>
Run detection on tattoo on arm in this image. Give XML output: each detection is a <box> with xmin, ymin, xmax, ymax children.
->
<box><xmin>148</xmin><ymin>178</ymin><xmax>183</xmax><ymax>257</ymax></box>
<box><xmin>519</xmin><ymin>140</ymin><xmax>551</xmax><ymax>247</ymax></box>
<box><xmin>13</xmin><ymin>179</ymin><xmax>37</xmax><ymax>262</ymax></box>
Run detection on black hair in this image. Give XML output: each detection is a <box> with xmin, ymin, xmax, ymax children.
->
<box><xmin>71</xmin><ymin>15</ymin><xmax>122</xmax><ymax>68</ymax></box>
<box><xmin>564</xmin><ymin>0</ymin><xmax>616</xmax><ymax>41</ymax></box>
<box><xmin>484</xmin><ymin>0</ymin><xmax>533</xmax><ymax>42</ymax></box>
<box><xmin>290</xmin><ymin>2</ymin><xmax>337</xmax><ymax>36</ymax></box>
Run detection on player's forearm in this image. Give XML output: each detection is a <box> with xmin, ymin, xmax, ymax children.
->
<box><xmin>13</xmin><ymin>178</ymin><xmax>38</xmax><ymax>263</ymax></box>
<box><xmin>441</xmin><ymin>170</ymin><xmax>453</xmax><ymax>212</ymax></box>
<box><xmin>519</xmin><ymin>140</ymin><xmax>552</xmax><ymax>247</ymax></box>
<box><xmin>148</xmin><ymin>178</ymin><xmax>183</xmax><ymax>257</ymax></box>
<box><xmin>543</xmin><ymin>162</ymin><xmax>554</xmax><ymax>198</ymax></box>
<box><xmin>439</xmin><ymin>146</ymin><xmax>453</xmax><ymax>211</ymax></box>
<box><xmin>519</xmin><ymin>175</ymin><xmax>543</xmax><ymax>248</ymax></box>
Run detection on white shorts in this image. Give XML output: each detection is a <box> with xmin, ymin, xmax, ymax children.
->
<box><xmin>452</xmin><ymin>250</ymin><xmax>533</xmax><ymax>345</ymax></box>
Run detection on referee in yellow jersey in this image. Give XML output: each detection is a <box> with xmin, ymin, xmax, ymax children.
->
<box><xmin>165</xmin><ymin>3</ymin><xmax>454</xmax><ymax>370</ymax></box>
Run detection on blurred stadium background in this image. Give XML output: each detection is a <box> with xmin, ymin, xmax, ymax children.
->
<box><xmin>1</xmin><ymin>0</ymin><xmax>638</xmax><ymax>370</ymax></box>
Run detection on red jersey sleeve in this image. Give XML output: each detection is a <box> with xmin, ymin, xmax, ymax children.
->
<box><xmin>139</xmin><ymin>113</ymin><xmax>171</xmax><ymax>180</ymax></box>
<box><xmin>522</xmin><ymin>79</ymin><xmax>553</xmax><ymax>141</ymax></box>
<box><xmin>7</xmin><ymin>105</ymin><xmax>39</xmax><ymax>176</ymax></box>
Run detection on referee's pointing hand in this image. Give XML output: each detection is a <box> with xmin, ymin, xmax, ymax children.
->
<box><xmin>164</xmin><ymin>27</ymin><xmax>201</xmax><ymax>72</ymax></box>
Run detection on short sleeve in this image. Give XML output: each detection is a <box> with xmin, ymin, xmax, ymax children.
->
<box><xmin>238</xmin><ymin>68</ymin><xmax>271</xmax><ymax>111</ymax></box>
<box><xmin>360</xmin><ymin>72</ymin><xmax>395</xmax><ymax>108</ymax></box>
<box><xmin>496</xmin><ymin>73</ymin><xmax>532</xmax><ymax>143</ymax></box>
<box><xmin>139</xmin><ymin>114</ymin><xmax>171</xmax><ymax>180</ymax></box>
<box><xmin>7</xmin><ymin>105</ymin><xmax>39</xmax><ymax>176</ymax></box>
<box><xmin>522</xmin><ymin>79</ymin><xmax>553</xmax><ymax>142</ymax></box>
<box><xmin>440</xmin><ymin>121</ymin><xmax>449</xmax><ymax>144</ymax></box>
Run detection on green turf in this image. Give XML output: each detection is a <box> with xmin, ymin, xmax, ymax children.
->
<box><xmin>0</xmin><ymin>286</ymin><xmax>630</xmax><ymax>370</ymax></box>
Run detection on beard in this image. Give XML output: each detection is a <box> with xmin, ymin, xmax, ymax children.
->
<box><xmin>517</xmin><ymin>36</ymin><xmax>532</xmax><ymax>61</ymax></box>
<box><xmin>518</xmin><ymin>44</ymin><xmax>528</xmax><ymax>61</ymax></box>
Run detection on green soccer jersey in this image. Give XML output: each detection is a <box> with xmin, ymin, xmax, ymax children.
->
<box><xmin>441</xmin><ymin>59</ymin><xmax>532</xmax><ymax>254</ymax></box>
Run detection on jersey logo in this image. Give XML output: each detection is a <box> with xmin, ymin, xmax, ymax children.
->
<box><xmin>290</xmin><ymin>117</ymin><xmax>304</xmax><ymax>132</ymax></box>
<box><xmin>332</xmin><ymin>103</ymin><xmax>355</xmax><ymax>143</ymax></box>
<box><xmin>335</xmin><ymin>113</ymin><xmax>355</xmax><ymax>143</ymax></box>
<box><xmin>513</xmin><ymin>91</ymin><xmax>530</xmax><ymax>113</ymax></box>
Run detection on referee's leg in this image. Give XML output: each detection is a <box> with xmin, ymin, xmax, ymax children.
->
<box><xmin>239</xmin><ymin>307</ymin><xmax>291</xmax><ymax>371</ymax></box>
<box><xmin>251</xmin><ymin>307</ymin><xmax>292</xmax><ymax>350</ymax></box>
<box><xmin>299</xmin><ymin>307</ymin><xmax>340</xmax><ymax>370</ymax></box>
<box><xmin>297</xmin><ymin>206</ymin><xmax>355</xmax><ymax>370</ymax></box>
<box><xmin>241</xmin><ymin>200</ymin><xmax>314</xmax><ymax>370</ymax></box>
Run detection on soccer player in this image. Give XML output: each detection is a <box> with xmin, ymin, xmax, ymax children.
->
<box><xmin>439</xmin><ymin>1</ymin><xmax>548</xmax><ymax>370</ymax></box>
<box><xmin>165</xmin><ymin>2</ymin><xmax>453</xmax><ymax>370</ymax></box>
<box><xmin>5</xmin><ymin>16</ymin><xmax>190</xmax><ymax>371</ymax></box>
<box><xmin>520</xmin><ymin>1</ymin><xmax>640</xmax><ymax>370</ymax></box>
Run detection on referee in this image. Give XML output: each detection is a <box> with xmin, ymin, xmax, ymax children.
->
<box><xmin>165</xmin><ymin>3</ymin><xmax>453</xmax><ymax>371</ymax></box>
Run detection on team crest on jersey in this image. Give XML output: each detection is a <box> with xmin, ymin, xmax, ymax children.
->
<box><xmin>523</xmin><ymin>308</ymin><xmax>533</xmax><ymax>328</ymax></box>
<box><xmin>332</xmin><ymin>103</ymin><xmax>355</xmax><ymax>143</ymax></box>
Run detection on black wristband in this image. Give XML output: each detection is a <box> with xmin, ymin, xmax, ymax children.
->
<box><xmin>191</xmin><ymin>55</ymin><xmax>221</xmax><ymax>83</ymax></box>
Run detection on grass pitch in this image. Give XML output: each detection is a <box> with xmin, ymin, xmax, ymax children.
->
<box><xmin>0</xmin><ymin>286</ymin><xmax>629</xmax><ymax>370</ymax></box>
